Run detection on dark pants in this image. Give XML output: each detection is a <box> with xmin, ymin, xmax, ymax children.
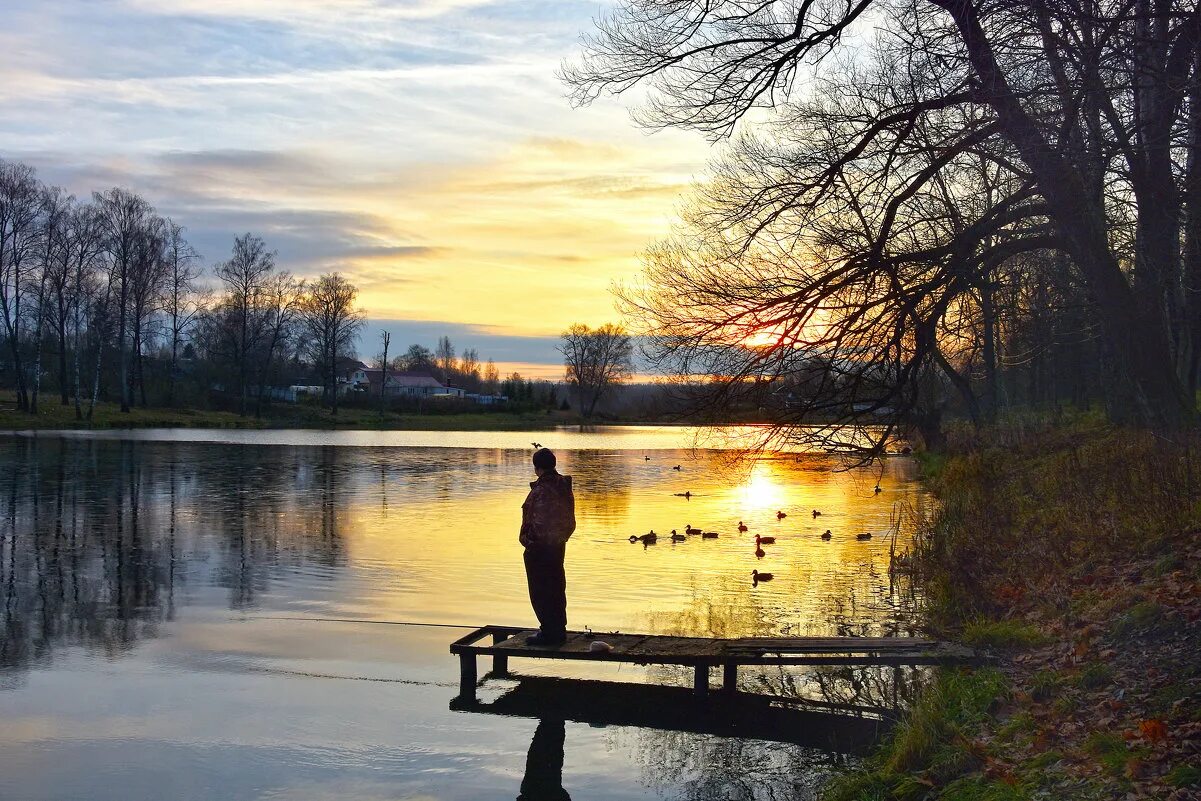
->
<box><xmin>517</xmin><ymin>718</ymin><xmax>570</xmax><ymax>801</ymax></box>
<box><xmin>523</xmin><ymin>543</ymin><xmax>567</xmax><ymax>637</ymax></box>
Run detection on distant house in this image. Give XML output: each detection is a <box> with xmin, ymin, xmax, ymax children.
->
<box><xmin>464</xmin><ymin>393</ymin><xmax>508</xmax><ymax>406</ymax></box>
<box><xmin>345</xmin><ymin>367</ymin><xmax>466</xmax><ymax>398</ymax></box>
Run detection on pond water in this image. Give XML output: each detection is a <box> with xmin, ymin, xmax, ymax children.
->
<box><xmin>0</xmin><ymin>426</ymin><xmax>932</xmax><ymax>801</ymax></box>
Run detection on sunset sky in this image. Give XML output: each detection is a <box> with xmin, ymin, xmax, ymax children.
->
<box><xmin>0</xmin><ymin>0</ymin><xmax>712</xmax><ymax>378</ymax></box>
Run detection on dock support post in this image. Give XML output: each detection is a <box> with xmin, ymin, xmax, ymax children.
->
<box><xmin>722</xmin><ymin>663</ymin><xmax>738</xmax><ymax>694</ymax></box>
<box><xmin>491</xmin><ymin>631</ymin><xmax>509</xmax><ymax>676</ymax></box>
<box><xmin>458</xmin><ymin>653</ymin><xmax>478</xmax><ymax>700</ymax></box>
<box><xmin>694</xmin><ymin>665</ymin><xmax>709</xmax><ymax>697</ymax></box>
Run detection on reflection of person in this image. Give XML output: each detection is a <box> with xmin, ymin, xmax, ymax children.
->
<box><xmin>518</xmin><ymin>718</ymin><xmax>571</xmax><ymax>801</ymax></box>
<box><xmin>519</xmin><ymin>448</ymin><xmax>575</xmax><ymax>646</ymax></box>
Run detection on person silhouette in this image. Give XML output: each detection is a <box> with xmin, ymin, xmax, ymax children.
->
<box><xmin>517</xmin><ymin>718</ymin><xmax>571</xmax><ymax>801</ymax></box>
<box><xmin>519</xmin><ymin>449</ymin><xmax>575</xmax><ymax>646</ymax></box>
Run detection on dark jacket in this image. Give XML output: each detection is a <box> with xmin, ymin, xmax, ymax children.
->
<box><xmin>520</xmin><ymin>470</ymin><xmax>576</xmax><ymax>548</ymax></box>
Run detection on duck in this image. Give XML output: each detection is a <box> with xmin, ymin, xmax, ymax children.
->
<box><xmin>776</xmin><ymin>510</ymin><xmax>787</xmax><ymax>520</ymax></box>
<box><xmin>856</xmin><ymin>532</ymin><xmax>873</xmax><ymax>541</ymax></box>
<box><xmin>644</xmin><ymin>455</ymin><xmax>651</xmax><ymax>461</ymax></box>
<box><xmin>821</xmin><ymin>529</ymin><xmax>832</xmax><ymax>540</ymax></box>
<box><xmin>674</xmin><ymin>491</ymin><xmax>693</xmax><ymax>499</ymax></box>
<box><xmin>874</xmin><ymin>484</ymin><xmax>882</xmax><ymax>494</ymax></box>
<box><xmin>755</xmin><ymin>546</ymin><xmax>766</xmax><ymax>559</ymax></box>
<box><xmin>670</xmin><ymin>530</ymin><xmax>686</xmax><ymax>542</ymax></box>
<box><xmin>755</xmin><ymin>534</ymin><xmax>776</xmax><ymax>545</ymax></box>
<box><xmin>812</xmin><ymin>509</ymin><xmax>822</xmax><ymax>518</ymax></box>
<box><xmin>702</xmin><ymin>531</ymin><xmax>719</xmax><ymax>539</ymax></box>
<box><xmin>751</xmin><ymin>569</ymin><xmax>774</xmax><ymax>586</ymax></box>
<box><xmin>531</xmin><ymin>442</ymin><xmax>542</xmax><ymax>449</ymax></box>
<box><xmin>737</xmin><ymin>521</ymin><xmax>748</xmax><ymax>532</ymax></box>
<box><xmin>685</xmin><ymin>524</ymin><xmax>702</xmax><ymax>535</ymax></box>
<box><xmin>673</xmin><ymin>465</ymin><xmax>682</xmax><ymax>471</ymax></box>
<box><xmin>629</xmin><ymin>530</ymin><xmax>658</xmax><ymax>544</ymax></box>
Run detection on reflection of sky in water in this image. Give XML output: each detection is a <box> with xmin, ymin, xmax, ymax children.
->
<box><xmin>0</xmin><ymin>430</ymin><xmax>930</xmax><ymax>800</ymax></box>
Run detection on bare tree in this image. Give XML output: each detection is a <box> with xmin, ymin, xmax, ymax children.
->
<box><xmin>29</xmin><ymin>186</ymin><xmax>72</xmax><ymax>413</ymax></box>
<box><xmin>301</xmin><ymin>272</ymin><xmax>365</xmax><ymax>416</ymax></box>
<box><xmin>564</xmin><ymin>0</ymin><xmax>1201</xmax><ymax>429</ymax></box>
<box><xmin>94</xmin><ymin>187</ymin><xmax>154</xmax><ymax>414</ymax></box>
<box><xmin>483</xmin><ymin>358</ymin><xmax>499</xmax><ymax>394</ymax></box>
<box><xmin>459</xmin><ymin>347</ymin><xmax>480</xmax><ymax>387</ymax></box>
<box><xmin>560</xmin><ymin>323</ymin><xmax>635</xmax><ymax>419</ymax></box>
<box><xmin>378</xmin><ymin>330</ymin><xmax>391</xmax><ymax>417</ymax></box>
<box><xmin>127</xmin><ymin>216</ymin><xmax>169</xmax><ymax>408</ymax></box>
<box><xmin>65</xmin><ymin>202</ymin><xmax>105</xmax><ymax>419</ymax></box>
<box><xmin>162</xmin><ymin>221</ymin><xmax>202</xmax><ymax>408</ymax></box>
<box><xmin>0</xmin><ymin>160</ymin><xmax>41</xmax><ymax>411</ymax></box>
<box><xmin>401</xmin><ymin>343</ymin><xmax>434</xmax><ymax>373</ymax></box>
<box><xmin>212</xmin><ymin>233</ymin><xmax>275</xmax><ymax>416</ymax></box>
<box><xmin>435</xmin><ymin>335</ymin><xmax>455</xmax><ymax>384</ymax></box>
<box><xmin>253</xmin><ymin>270</ymin><xmax>305</xmax><ymax>417</ymax></box>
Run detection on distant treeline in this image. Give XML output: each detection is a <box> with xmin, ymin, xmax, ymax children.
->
<box><xmin>0</xmin><ymin>158</ymin><xmax>552</xmax><ymax>419</ymax></box>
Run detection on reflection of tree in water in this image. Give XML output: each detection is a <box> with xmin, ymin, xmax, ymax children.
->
<box><xmin>615</xmin><ymin>725</ymin><xmax>842</xmax><ymax>801</ymax></box>
<box><xmin>0</xmin><ymin>437</ymin><xmax>350</xmax><ymax>672</ymax></box>
<box><xmin>638</xmin><ymin>572</ymin><xmax>925</xmax><ymax>719</ymax></box>
<box><xmin>568</xmin><ymin>449</ymin><xmax>634</xmax><ymax>521</ymax></box>
<box><xmin>1</xmin><ymin>438</ymin><xmax>172</xmax><ymax>672</ymax></box>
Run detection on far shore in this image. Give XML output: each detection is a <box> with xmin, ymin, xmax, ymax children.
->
<box><xmin>0</xmin><ymin>393</ymin><xmax>727</xmax><ymax>432</ymax></box>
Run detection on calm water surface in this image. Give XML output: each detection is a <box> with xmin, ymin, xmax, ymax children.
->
<box><xmin>0</xmin><ymin>427</ymin><xmax>931</xmax><ymax>801</ymax></box>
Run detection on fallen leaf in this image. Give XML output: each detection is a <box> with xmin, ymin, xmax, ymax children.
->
<box><xmin>1139</xmin><ymin>719</ymin><xmax>1168</xmax><ymax>744</ymax></box>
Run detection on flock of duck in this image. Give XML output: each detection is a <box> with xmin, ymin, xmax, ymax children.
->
<box><xmin>629</xmin><ymin>510</ymin><xmax>879</xmax><ymax>587</ymax></box>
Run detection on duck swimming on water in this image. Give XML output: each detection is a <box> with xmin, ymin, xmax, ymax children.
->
<box><xmin>821</xmin><ymin>529</ymin><xmax>832</xmax><ymax>540</ymax></box>
<box><xmin>629</xmin><ymin>530</ymin><xmax>658</xmax><ymax>544</ymax></box>
<box><xmin>738</xmin><ymin>521</ymin><xmax>748</xmax><ymax>532</ymax></box>
<box><xmin>702</xmin><ymin>531</ymin><xmax>719</xmax><ymax>539</ymax></box>
<box><xmin>776</xmin><ymin>510</ymin><xmax>787</xmax><ymax>520</ymax></box>
<box><xmin>812</xmin><ymin>509</ymin><xmax>822</xmax><ymax>518</ymax></box>
<box><xmin>670</xmin><ymin>530</ymin><xmax>687</xmax><ymax>542</ymax></box>
<box><xmin>751</xmin><ymin>570</ymin><xmax>774</xmax><ymax>586</ymax></box>
<box><xmin>856</xmin><ymin>532</ymin><xmax>873</xmax><ymax>541</ymax></box>
<box><xmin>755</xmin><ymin>534</ymin><xmax>776</xmax><ymax>545</ymax></box>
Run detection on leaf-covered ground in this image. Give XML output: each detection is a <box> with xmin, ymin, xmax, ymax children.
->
<box><xmin>826</xmin><ymin>422</ymin><xmax>1201</xmax><ymax>800</ymax></box>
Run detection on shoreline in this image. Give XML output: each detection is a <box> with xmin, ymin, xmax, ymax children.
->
<box><xmin>823</xmin><ymin>423</ymin><xmax>1201</xmax><ymax>800</ymax></box>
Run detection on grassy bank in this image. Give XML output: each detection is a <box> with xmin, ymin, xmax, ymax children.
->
<box><xmin>0</xmin><ymin>392</ymin><xmax>575</xmax><ymax>431</ymax></box>
<box><xmin>826</xmin><ymin>421</ymin><xmax>1201</xmax><ymax>800</ymax></box>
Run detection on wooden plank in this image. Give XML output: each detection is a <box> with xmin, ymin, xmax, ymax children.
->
<box><xmin>450</xmin><ymin>625</ymin><xmax>979</xmax><ymax>668</ymax></box>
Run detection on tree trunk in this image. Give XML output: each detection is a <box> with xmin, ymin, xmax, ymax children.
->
<box><xmin>30</xmin><ymin>303</ymin><xmax>44</xmax><ymax>415</ymax></box>
<box><xmin>118</xmin><ymin>276</ymin><xmax>129</xmax><ymax>414</ymax></box>
<box><xmin>57</xmin><ymin>310</ymin><xmax>69</xmax><ymax>406</ymax></box>
<box><xmin>980</xmin><ymin>273</ymin><xmax>999</xmax><ymax>421</ymax></box>
<box><xmin>72</xmin><ymin>306</ymin><xmax>83</xmax><ymax>421</ymax></box>
<box><xmin>941</xmin><ymin>0</ymin><xmax>1193</xmax><ymax>427</ymax></box>
<box><xmin>168</xmin><ymin>326</ymin><xmax>178</xmax><ymax>408</ymax></box>
<box><xmin>1185</xmin><ymin>50</ymin><xmax>1201</xmax><ymax>398</ymax></box>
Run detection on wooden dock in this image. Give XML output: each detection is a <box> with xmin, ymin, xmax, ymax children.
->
<box><xmin>450</xmin><ymin>625</ymin><xmax>979</xmax><ymax>699</ymax></box>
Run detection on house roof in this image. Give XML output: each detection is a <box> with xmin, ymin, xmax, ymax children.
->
<box><xmin>359</xmin><ymin>369</ymin><xmax>446</xmax><ymax>389</ymax></box>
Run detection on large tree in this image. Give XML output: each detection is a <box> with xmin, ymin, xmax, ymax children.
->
<box><xmin>560</xmin><ymin>323</ymin><xmax>635</xmax><ymax>419</ymax></box>
<box><xmin>565</xmin><ymin>0</ymin><xmax>1201</xmax><ymax>430</ymax></box>
<box><xmin>301</xmin><ymin>272</ymin><xmax>364</xmax><ymax>416</ymax></box>
<box><xmin>0</xmin><ymin>160</ymin><xmax>41</xmax><ymax>411</ymax></box>
<box><xmin>94</xmin><ymin>187</ymin><xmax>155</xmax><ymax>414</ymax></box>
<box><xmin>211</xmin><ymin>233</ymin><xmax>277</xmax><ymax>416</ymax></box>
